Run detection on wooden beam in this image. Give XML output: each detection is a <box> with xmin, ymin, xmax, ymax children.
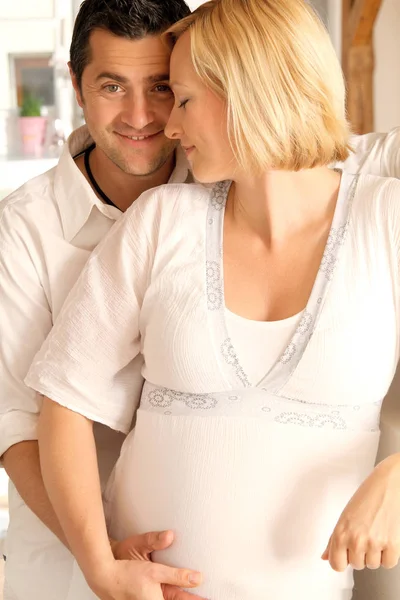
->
<box><xmin>342</xmin><ymin>0</ymin><xmax>352</xmax><ymax>80</ymax></box>
<box><xmin>346</xmin><ymin>45</ymin><xmax>375</xmax><ymax>134</ymax></box>
<box><xmin>348</xmin><ymin>0</ymin><xmax>383</xmax><ymax>46</ymax></box>
<box><xmin>342</xmin><ymin>0</ymin><xmax>383</xmax><ymax>134</ymax></box>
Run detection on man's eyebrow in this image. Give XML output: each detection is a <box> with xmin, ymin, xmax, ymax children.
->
<box><xmin>145</xmin><ymin>73</ymin><xmax>170</xmax><ymax>84</ymax></box>
<box><xmin>95</xmin><ymin>72</ymin><xmax>130</xmax><ymax>84</ymax></box>
<box><xmin>95</xmin><ymin>72</ymin><xmax>170</xmax><ymax>85</ymax></box>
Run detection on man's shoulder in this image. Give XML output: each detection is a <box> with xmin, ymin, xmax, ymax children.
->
<box><xmin>345</xmin><ymin>127</ymin><xmax>400</xmax><ymax>178</ymax></box>
<box><xmin>355</xmin><ymin>171</ymin><xmax>400</xmax><ymax>198</ymax></box>
<box><xmin>1</xmin><ymin>166</ymin><xmax>57</xmax><ymax>218</ymax></box>
<box><xmin>0</xmin><ymin>167</ymin><xmax>60</xmax><ymax>248</ymax></box>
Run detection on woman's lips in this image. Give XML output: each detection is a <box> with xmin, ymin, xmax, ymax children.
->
<box><xmin>183</xmin><ymin>145</ymin><xmax>195</xmax><ymax>156</ymax></box>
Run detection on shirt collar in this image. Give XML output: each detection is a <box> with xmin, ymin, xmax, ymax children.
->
<box><xmin>54</xmin><ymin>125</ymin><xmax>191</xmax><ymax>243</ymax></box>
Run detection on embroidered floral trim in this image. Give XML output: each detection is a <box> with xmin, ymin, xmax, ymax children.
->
<box><xmin>279</xmin><ymin>342</ymin><xmax>297</xmax><ymax>365</ymax></box>
<box><xmin>210</xmin><ymin>181</ymin><xmax>229</xmax><ymax>211</ymax></box>
<box><xmin>320</xmin><ymin>225</ymin><xmax>348</xmax><ymax>281</ymax></box>
<box><xmin>148</xmin><ymin>388</ymin><xmax>218</xmax><ymax>410</ymax></box>
<box><xmin>274</xmin><ymin>411</ymin><xmax>346</xmax><ymax>429</ymax></box>
<box><xmin>206</xmin><ymin>261</ymin><xmax>223</xmax><ymax>310</ymax></box>
<box><xmin>221</xmin><ymin>338</ymin><xmax>251</xmax><ymax>387</ymax></box>
<box><xmin>141</xmin><ymin>384</ymin><xmax>380</xmax><ymax>432</ymax></box>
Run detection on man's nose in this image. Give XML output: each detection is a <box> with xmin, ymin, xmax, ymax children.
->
<box><xmin>120</xmin><ymin>93</ymin><xmax>155</xmax><ymax>131</ymax></box>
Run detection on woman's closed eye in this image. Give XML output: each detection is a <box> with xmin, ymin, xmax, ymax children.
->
<box><xmin>179</xmin><ymin>99</ymin><xmax>189</xmax><ymax>109</ymax></box>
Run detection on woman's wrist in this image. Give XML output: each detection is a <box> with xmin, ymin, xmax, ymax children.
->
<box><xmin>74</xmin><ymin>533</ymin><xmax>116</xmax><ymax>589</ymax></box>
<box><xmin>374</xmin><ymin>452</ymin><xmax>400</xmax><ymax>488</ymax></box>
<box><xmin>377</xmin><ymin>452</ymin><xmax>400</xmax><ymax>474</ymax></box>
<box><xmin>85</xmin><ymin>552</ymin><xmax>117</xmax><ymax>597</ymax></box>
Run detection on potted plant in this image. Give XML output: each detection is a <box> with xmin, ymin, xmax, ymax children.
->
<box><xmin>18</xmin><ymin>92</ymin><xmax>47</xmax><ymax>156</ymax></box>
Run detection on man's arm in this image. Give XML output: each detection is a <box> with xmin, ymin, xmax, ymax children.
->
<box><xmin>0</xmin><ymin>203</ymin><xmax>65</xmax><ymax>540</ymax></box>
<box><xmin>3</xmin><ymin>441</ymin><xmax>68</xmax><ymax>544</ymax></box>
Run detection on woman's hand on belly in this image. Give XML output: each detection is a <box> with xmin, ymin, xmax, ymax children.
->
<box><xmin>92</xmin><ymin>530</ymin><xmax>204</xmax><ymax>600</ymax></box>
<box><xmin>322</xmin><ymin>453</ymin><xmax>400</xmax><ymax>572</ymax></box>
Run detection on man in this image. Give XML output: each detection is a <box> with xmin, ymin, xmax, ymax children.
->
<box><xmin>0</xmin><ymin>1</ymin><xmax>204</xmax><ymax>599</ymax></box>
<box><xmin>1</xmin><ymin>0</ymin><xmax>400</xmax><ymax>598</ymax></box>
<box><xmin>346</xmin><ymin>126</ymin><xmax>400</xmax><ymax>176</ymax></box>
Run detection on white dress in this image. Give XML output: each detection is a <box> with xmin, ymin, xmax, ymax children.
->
<box><xmin>26</xmin><ymin>172</ymin><xmax>400</xmax><ymax>599</ymax></box>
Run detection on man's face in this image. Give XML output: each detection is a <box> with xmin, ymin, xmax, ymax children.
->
<box><xmin>71</xmin><ymin>29</ymin><xmax>178</xmax><ymax>176</ymax></box>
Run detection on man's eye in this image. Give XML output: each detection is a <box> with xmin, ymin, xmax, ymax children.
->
<box><xmin>104</xmin><ymin>85</ymin><xmax>121</xmax><ymax>93</ymax></box>
<box><xmin>154</xmin><ymin>84</ymin><xmax>172</xmax><ymax>93</ymax></box>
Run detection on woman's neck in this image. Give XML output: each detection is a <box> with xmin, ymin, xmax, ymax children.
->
<box><xmin>227</xmin><ymin>166</ymin><xmax>342</xmax><ymax>247</ymax></box>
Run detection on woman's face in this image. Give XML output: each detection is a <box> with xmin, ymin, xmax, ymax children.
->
<box><xmin>165</xmin><ymin>31</ymin><xmax>236</xmax><ymax>183</ymax></box>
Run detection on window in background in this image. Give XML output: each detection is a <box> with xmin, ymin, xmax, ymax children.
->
<box><xmin>12</xmin><ymin>54</ymin><xmax>55</xmax><ymax>108</ymax></box>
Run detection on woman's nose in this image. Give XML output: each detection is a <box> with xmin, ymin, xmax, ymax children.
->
<box><xmin>165</xmin><ymin>106</ymin><xmax>183</xmax><ymax>140</ymax></box>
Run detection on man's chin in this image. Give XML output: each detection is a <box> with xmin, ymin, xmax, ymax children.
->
<box><xmin>107</xmin><ymin>148</ymin><xmax>173</xmax><ymax>176</ymax></box>
<box><xmin>120</xmin><ymin>156</ymin><xmax>175</xmax><ymax>178</ymax></box>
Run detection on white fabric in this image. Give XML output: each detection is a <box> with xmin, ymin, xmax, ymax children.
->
<box><xmin>341</xmin><ymin>128</ymin><xmax>400</xmax><ymax>177</ymax></box>
<box><xmin>26</xmin><ymin>172</ymin><xmax>400</xmax><ymax>599</ymax></box>
<box><xmin>1</xmin><ymin>124</ymin><xmax>400</xmax><ymax>600</ymax></box>
<box><xmin>226</xmin><ymin>309</ymin><xmax>303</xmax><ymax>383</ymax></box>
<box><xmin>0</xmin><ymin>125</ymin><xmax>190</xmax><ymax>600</ymax></box>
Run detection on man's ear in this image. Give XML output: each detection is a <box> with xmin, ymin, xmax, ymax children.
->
<box><xmin>68</xmin><ymin>62</ymin><xmax>84</xmax><ymax>108</ymax></box>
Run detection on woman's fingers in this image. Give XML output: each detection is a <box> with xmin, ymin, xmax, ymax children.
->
<box><xmin>324</xmin><ymin>535</ymin><xmax>400</xmax><ymax>571</ymax></box>
<box><xmin>93</xmin><ymin>559</ymin><xmax>204</xmax><ymax>600</ymax></box>
<box><xmin>347</xmin><ymin>546</ymin><xmax>366</xmax><ymax>571</ymax></box>
<box><xmin>381</xmin><ymin>545</ymin><xmax>400</xmax><ymax>569</ymax></box>
<box><xmin>150</xmin><ymin>563</ymin><xmax>203</xmax><ymax>588</ymax></box>
<box><xmin>321</xmin><ymin>537</ymin><xmax>331</xmax><ymax>561</ymax></box>
<box><xmin>327</xmin><ymin>534</ymin><xmax>349</xmax><ymax>572</ymax></box>
<box><xmin>365</xmin><ymin>549</ymin><xmax>383</xmax><ymax>570</ymax></box>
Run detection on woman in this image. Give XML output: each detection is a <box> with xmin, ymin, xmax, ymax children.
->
<box><xmin>26</xmin><ymin>1</ymin><xmax>400</xmax><ymax>599</ymax></box>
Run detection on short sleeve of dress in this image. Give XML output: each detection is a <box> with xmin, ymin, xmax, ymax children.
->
<box><xmin>25</xmin><ymin>188</ymin><xmax>161</xmax><ymax>433</ymax></box>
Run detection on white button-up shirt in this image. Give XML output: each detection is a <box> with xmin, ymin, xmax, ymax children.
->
<box><xmin>345</xmin><ymin>127</ymin><xmax>400</xmax><ymax>176</ymax></box>
<box><xmin>0</xmin><ymin>125</ymin><xmax>190</xmax><ymax>600</ymax></box>
<box><xmin>0</xmin><ymin>124</ymin><xmax>399</xmax><ymax>600</ymax></box>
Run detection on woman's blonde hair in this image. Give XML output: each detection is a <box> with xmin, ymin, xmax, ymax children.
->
<box><xmin>167</xmin><ymin>0</ymin><xmax>351</xmax><ymax>173</ymax></box>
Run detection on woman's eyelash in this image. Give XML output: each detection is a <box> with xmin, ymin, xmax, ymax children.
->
<box><xmin>179</xmin><ymin>99</ymin><xmax>189</xmax><ymax>109</ymax></box>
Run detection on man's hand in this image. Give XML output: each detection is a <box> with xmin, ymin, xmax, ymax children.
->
<box><xmin>109</xmin><ymin>530</ymin><xmax>206</xmax><ymax>600</ymax></box>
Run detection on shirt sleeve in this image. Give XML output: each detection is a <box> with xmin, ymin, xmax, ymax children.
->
<box><xmin>0</xmin><ymin>204</ymin><xmax>53</xmax><ymax>458</ymax></box>
<box><xmin>25</xmin><ymin>192</ymin><xmax>157</xmax><ymax>434</ymax></box>
<box><xmin>342</xmin><ymin>128</ymin><xmax>400</xmax><ymax>177</ymax></box>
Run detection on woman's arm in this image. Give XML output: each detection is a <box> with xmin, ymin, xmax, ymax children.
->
<box><xmin>28</xmin><ymin>193</ymin><xmax>203</xmax><ymax>598</ymax></box>
<box><xmin>38</xmin><ymin>399</ymin><xmax>113</xmax><ymax>584</ymax></box>
<box><xmin>39</xmin><ymin>398</ymin><xmax>203</xmax><ymax>599</ymax></box>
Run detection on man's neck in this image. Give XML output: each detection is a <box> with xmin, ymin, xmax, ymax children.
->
<box><xmin>75</xmin><ymin>145</ymin><xmax>176</xmax><ymax>212</ymax></box>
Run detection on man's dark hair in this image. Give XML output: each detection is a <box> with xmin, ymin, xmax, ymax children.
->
<box><xmin>70</xmin><ymin>0</ymin><xmax>191</xmax><ymax>88</ymax></box>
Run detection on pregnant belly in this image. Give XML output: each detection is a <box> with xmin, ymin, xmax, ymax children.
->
<box><xmin>105</xmin><ymin>409</ymin><xmax>379</xmax><ymax>600</ymax></box>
